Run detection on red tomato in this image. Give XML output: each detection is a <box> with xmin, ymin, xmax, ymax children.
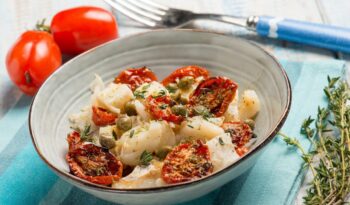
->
<box><xmin>51</xmin><ymin>6</ymin><xmax>118</xmax><ymax>55</ymax></box>
<box><xmin>6</xmin><ymin>31</ymin><xmax>62</xmax><ymax>96</ymax></box>
<box><xmin>92</xmin><ymin>106</ymin><xmax>117</xmax><ymax>126</ymax></box>
<box><xmin>222</xmin><ymin>121</ymin><xmax>252</xmax><ymax>156</ymax></box>
<box><xmin>145</xmin><ymin>95</ymin><xmax>183</xmax><ymax>124</ymax></box>
<box><xmin>162</xmin><ymin>140</ymin><xmax>213</xmax><ymax>184</ymax></box>
<box><xmin>67</xmin><ymin>131</ymin><xmax>83</xmax><ymax>151</ymax></box>
<box><xmin>114</xmin><ymin>67</ymin><xmax>158</xmax><ymax>90</ymax></box>
<box><xmin>235</xmin><ymin>146</ymin><xmax>248</xmax><ymax>157</ymax></box>
<box><xmin>162</xmin><ymin>65</ymin><xmax>209</xmax><ymax>86</ymax></box>
<box><xmin>189</xmin><ymin>77</ymin><xmax>238</xmax><ymax>117</ymax></box>
<box><xmin>66</xmin><ymin>133</ymin><xmax>123</xmax><ymax>185</ymax></box>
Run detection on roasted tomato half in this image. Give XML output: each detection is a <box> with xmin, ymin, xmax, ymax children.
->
<box><xmin>92</xmin><ymin>106</ymin><xmax>117</xmax><ymax>126</ymax></box>
<box><xmin>145</xmin><ymin>95</ymin><xmax>184</xmax><ymax>124</ymax></box>
<box><xmin>162</xmin><ymin>65</ymin><xmax>209</xmax><ymax>86</ymax></box>
<box><xmin>66</xmin><ymin>133</ymin><xmax>123</xmax><ymax>185</ymax></box>
<box><xmin>222</xmin><ymin>121</ymin><xmax>253</xmax><ymax>156</ymax></box>
<box><xmin>67</xmin><ymin>131</ymin><xmax>83</xmax><ymax>151</ymax></box>
<box><xmin>114</xmin><ymin>67</ymin><xmax>157</xmax><ymax>91</ymax></box>
<box><xmin>189</xmin><ymin>77</ymin><xmax>238</xmax><ymax>117</ymax></box>
<box><xmin>162</xmin><ymin>140</ymin><xmax>213</xmax><ymax>184</ymax></box>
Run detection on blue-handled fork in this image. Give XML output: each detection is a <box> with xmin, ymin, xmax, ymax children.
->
<box><xmin>104</xmin><ymin>0</ymin><xmax>350</xmax><ymax>53</ymax></box>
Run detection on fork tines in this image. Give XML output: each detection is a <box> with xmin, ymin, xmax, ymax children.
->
<box><xmin>104</xmin><ymin>0</ymin><xmax>168</xmax><ymax>27</ymax></box>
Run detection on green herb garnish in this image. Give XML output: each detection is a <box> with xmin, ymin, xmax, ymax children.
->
<box><xmin>134</xmin><ymin>90</ymin><xmax>146</xmax><ymax>99</ymax></box>
<box><xmin>133</xmin><ymin>84</ymin><xmax>151</xmax><ymax>99</ymax></box>
<box><xmin>153</xmin><ymin>89</ymin><xmax>166</xmax><ymax>98</ymax></box>
<box><xmin>187</xmin><ymin>124</ymin><xmax>194</xmax><ymax>128</ymax></box>
<box><xmin>80</xmin><ymin>124</ymin><xmax>91</xmax><ymax>141</ymax></box>
<box><xmin>279</xmin><ymin>76</ymin><xmax>350</xmax><ymax>205</ymax></box>
<box><xmin>129</xmin><ymin>129</ymin><xmax>135</xmax><ymax>138</ymax></box>
<box><xmin>140</xmin><ymin>150</ymin><xmax>153</xmax><ymax>166</ymax></box>
<box><xmin>166</xmin><ymin>84</ymin><xmax>178</xmax><ymax>93</ymax></box>
<box><xmin>112</xmin><ymin>130</ymin><xmax>117</xmax><ymax>140</ymax></box>
<box><xmin>159</xmin><ymin>104</ymin><xmax>168</xmax><ymax>109</ymax></box>
<box><xmin>218</xmin><ymin>137</ymin><xmax>225</xmax><ymax>145</ymax></box>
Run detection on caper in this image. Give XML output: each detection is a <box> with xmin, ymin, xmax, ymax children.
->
<box><xmin>177</xmin><ymin>76</ymin><xmax>195</xmax><ymax>90</ymax></box>
<box><xmin>244</xmin><ymin>119</ymin><xmax>255</xmax><ymax>130</ymax></box>
<box><xmin>166</xmin><ymin>83</ymin><xmax>178</xmax><ymax>93</ymax></box>
<box><xmin>99</xmin><ymin>135</ymin><xmax>116</xmax><ymax>149</ymax></box>
<box><xmin>193</xmin><ymin>105</ymin><xmax>209</xmax><ymax>115</ymax></box>
<box><xmin>117</xmin><ymin>116</ymin><xmax>132</xmax><ymax>131</ymax></box>
<box><xmin>124</xmin><ymin>101</ymin><xmax>137</xmax><ymax>116</ymax></box>
<box><xmin>155</xmin><ymin>147</ymin><xmax>172</xmax><ymax>160</ymax></box>
<box><xmin>171</xmin><ymin>105</ymin><xmax>188</xmax><ymax>117</ymax></box>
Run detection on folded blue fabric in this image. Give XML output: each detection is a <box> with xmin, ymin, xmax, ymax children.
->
<box><xmin>0</xmin><ymin>60</ymin><xmax>345</xmax><ymax>205</ymax></box>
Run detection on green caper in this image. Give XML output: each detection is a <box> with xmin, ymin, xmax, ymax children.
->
<box><xmin>124</xmin><ymin>101</ymin><xmax>137</xmax><ymax>116</ymax></box>
<box><xmin>244</xmin><ymin>119</ymin><xmax>255</xmax><ymax>130</ymax></box>
<box><xmin>99</xmin><ymin>135</ymin><xmax>116</xmax><ymax>149</ymax></box>
<box><xmin>171</xmin><ymin>105</ymin><xmax>188</xmax><ymax>117</ymax></box>
<box><xmin>117</xmin><ymin>116</ymin><xmax>132</xmax><ymax>131</ymax></box>
<box><xmin>166</xmin><ymin>83</ymin><xmax>178</xmax><ymax>93</ymax></box>
<box><xmin>177</xmin><ymin>76</ymin><xmax>195</xmax><ymax>90</ymax></box>
<box><xmin>156</xmin><ymin>146</ymin><xmax>172</xmax><ymax>160</ymax></box>
<box><xmin>193</xmin><ymin>105</ymin><xmax>209</xmax><ymax>115</ymax></box>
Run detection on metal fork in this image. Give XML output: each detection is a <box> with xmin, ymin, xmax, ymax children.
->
<box><xmin>104</xmin><ymin>0</ymin><xmax>350</xmax><ymax>53</ymax></box>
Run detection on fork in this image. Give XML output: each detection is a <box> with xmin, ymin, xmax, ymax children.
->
<box><xmin>104</xmin><ymin>0</ymin><xmax>350</xmax><ymax>53</ymax></box>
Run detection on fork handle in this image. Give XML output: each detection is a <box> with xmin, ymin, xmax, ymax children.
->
<box><xmin>254</xmin><ymin>16</ymin><xmax>350</xmax><ymax>53</ymax></box>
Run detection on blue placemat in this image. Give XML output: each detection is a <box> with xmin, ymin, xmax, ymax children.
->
<box><xmin>0</xmin><ymin>60</ymin><xmax>346</xmax><ymax>205</ymax></box>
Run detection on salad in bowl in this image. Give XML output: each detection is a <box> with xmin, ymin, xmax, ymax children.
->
<box><xmin>66</xmin><ymin>65</ymin><xmax>260</xmax><ymax>189</ymax></box>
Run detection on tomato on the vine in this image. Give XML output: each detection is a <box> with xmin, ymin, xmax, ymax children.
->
<box><xmin>51</xmin><ymin>6</ymin><xmax>118</xmax><ymax>55</ymax></box>
<box><xmin>6</xmin><ymin>31</ymin><xmax>62</xmax><ymax>96</ymax></box>
<box><xmin>114</xmin><ymin>67</ymin><xmax>158</xmax><ymax>91</ymax></box>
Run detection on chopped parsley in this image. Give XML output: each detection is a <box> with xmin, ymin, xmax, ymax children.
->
<box><xmin>153</xmin><ymin>89</ymin><xmax>166</xmax><ymax>98</ymax></box>
<box><xmin>133</xmin><ymin>84</ymin><xmax>151</xmax><ymax>99</ymax></box>
<box><xmin>140</xmin><ymin>150</ymin><xmax>153</xmax><ymax>166</ymax></box>
<box><xmin>193</xmin><ymin>105</ymin><xmax>213</xmax><ymax>120</ymax></box>
<box><xmin>112</xmin><ymin>130</ymin><xmax>117</xmax><ymax>140</ymax></box>
<box><xmin>134</xmin><ymin>90</ymin><xmax>147</xmax><ymax>99</ymax></box>
<box><xmin>218</xmin><ymin>137</ymin><xmax>225</xmax><ymax>145</ymax></box>
<box><xmin>129</xmin><ymin>129</ymin><xmax>135</xmax><ymax>138</ymax></box>
<box><xmin>80</xmin><ymin>124</ymin><xmax>91</xmax><ymax>141</ymax></box>
<box><xmin>252</xmin><ymin>132</ymin><xmax>258</xmax><ymax>138</ymax></box>
<box><xmin>159</xmin><ymin>104</ymin><xmax>168</xmax><ymax>109</ymax></box>
<box><xmin>166</xmin><ymin>84</ymin><xmax>178</xmax><ymax>93</ymax></box>
<box><xmin>187</xmin><ymin>124</ymin><xmax>194</xmax><ymax>128</ymax></box>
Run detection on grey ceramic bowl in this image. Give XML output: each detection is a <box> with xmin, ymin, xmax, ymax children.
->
<box><xmin>29</xmin><ymin>29</ymin><xmax>291</xmax><ymax>205</ymax></box>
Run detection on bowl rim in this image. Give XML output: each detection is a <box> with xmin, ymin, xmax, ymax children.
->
<box><xmin>29</xmin><ymin>29</ymin><xmax>292</xmax><ymax>193</ymax></box>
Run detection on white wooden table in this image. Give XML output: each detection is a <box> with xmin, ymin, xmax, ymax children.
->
<box><xmin>0</xmin><ymin>0</ymin><xmax>349</xmax><ymax>204</ymax></box>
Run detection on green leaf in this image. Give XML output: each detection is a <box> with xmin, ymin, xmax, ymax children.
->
<box><xmin>140</xmin><ymin>150</ymin><xmax>153</xmax><ymax>166</ymax></box>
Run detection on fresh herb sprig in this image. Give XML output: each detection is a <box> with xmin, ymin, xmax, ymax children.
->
<box><xmin>80</xmin><ymin>124</ymin><xmax>92</xmax><ymax>142</ymax></box>
<box><xmin>279</xmin><ymin>76</ymin><xmax>350</xmax><ymax>205</ymax></box>
<box><xmin>140</xmin><ymin>150</ymin><xmax>153</xmax><ymax>166</ymax></box>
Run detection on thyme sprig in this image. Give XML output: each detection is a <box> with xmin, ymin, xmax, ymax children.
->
<box><xmin>279</xmin><ymin>76</ymin><xmax>350</xmax><ymax>205</ymax></box>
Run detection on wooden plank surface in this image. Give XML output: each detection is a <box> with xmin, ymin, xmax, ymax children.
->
<box><xmin>0</xmin><ymin>0</ymin><xmax>349</xmax><ymax>204</ymax></box>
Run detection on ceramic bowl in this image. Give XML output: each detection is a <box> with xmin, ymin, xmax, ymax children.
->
<box><xmin>29</xmin><ymin>29</ymin><xmax>291</xmax><ymax>205</ymax></box>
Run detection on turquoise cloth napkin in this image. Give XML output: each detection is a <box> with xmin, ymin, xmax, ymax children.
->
<box><xmin>0</xmin><ymin>60</ymin><xmax>345</xmax><ymax>205</ymax></box>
